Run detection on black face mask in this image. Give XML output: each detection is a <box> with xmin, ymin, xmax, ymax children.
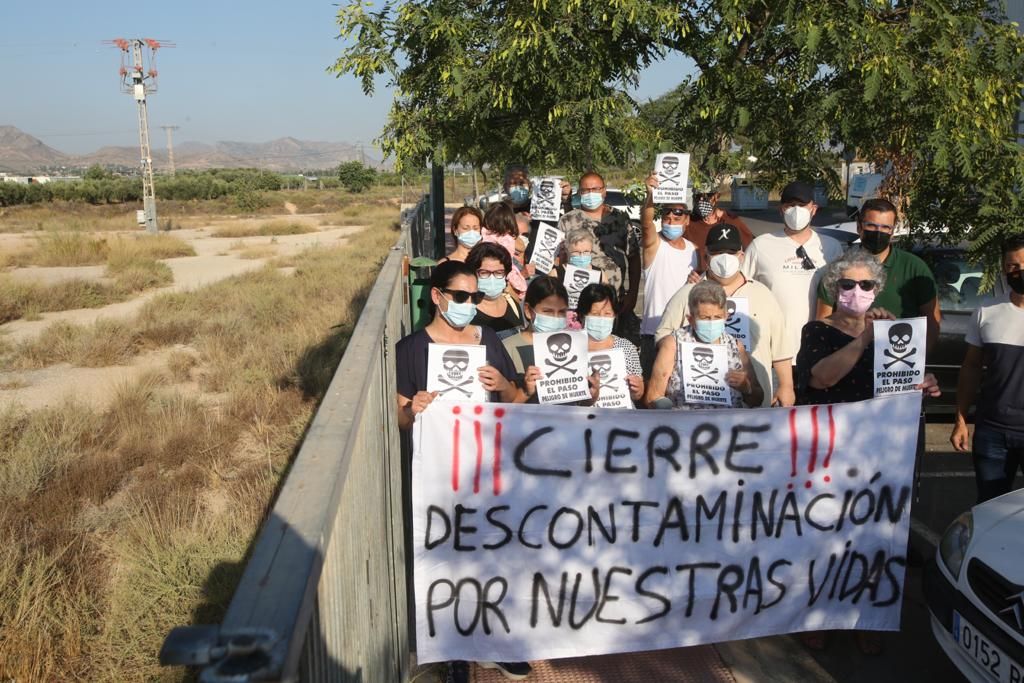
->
<box><xmin>1007</xmin><ymin>270</ymin><xmax>1024</xmax><ymax>295</ymax></box>
<box><xmin>860</xmin><ymin>229</ymin><xmax>891</xmax><ymax>255</ymax></box>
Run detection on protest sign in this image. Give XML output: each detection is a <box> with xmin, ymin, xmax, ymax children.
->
<box><xmin>427</xmin><ymin>344</ymin><xmax>488</xmax><ymax>402</ymax></box>
<box><xmin>412</xmin><ymin>393</ymin><xmax>922</xmax><ymax>664</ymax></box>
<box><xmin>873</xmin><ymin>317</ymin><xmax>927</xmax><ymax>397</ymax></box>
<box><xmin>724</xmin><ymin>297</ymin><xmax>751</xmax><ymax>348</ymax></box>
<box><xmin>528</xmin><ymin>222</ymin><xmax>564</xmax><ymax>275</ymax></box>
<box><xmin>533</xmin><ymin>331</ymin><xmax>590</xmax><ymax>404</ymax></box>
<box><xmin>564</xmin><ymin>264</ymin><xmax>601</xmax><ymax>309</ymax></box>
<box><xmin>679</xmin><ymin>341</ymin><xmax>731</xmax><ymax>406</ymax></box>
<box><xmin>590</xmin><ymin>347</ymin><xmax>633</xmax><ymax>409</ymax></box>
<box><xmin>530</xmin><ymin>176</ymin><xmax>562</xmax><ymax>223</ymax></box>
<box><xmin>653</xmin><ymin>152</ymin><xmax>690</xmax><ymax>205</ymax></box>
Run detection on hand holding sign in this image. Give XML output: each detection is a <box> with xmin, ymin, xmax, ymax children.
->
<box><xmin>589</xmin><ymin>347</ymin><xmax>633</xmax><ymax>409</ymax></box>
<box><xmin>652</xmin><ymin>153</ymin><xmax>690</xmax><ymax>204</ymax></box>
<box><xmin>533</xmin><ymin>331</ymin><xmax>590</xmax><ymax>404</ymax></box>
<box><xmin>873</xmin><ymin>317</ymin><xmax>927</xmax><ymax>396</ymax></box>
<box><xmin>427</xmin><ymin>343</ymin><xmax>488</xmax><ymax>402</ymax></box>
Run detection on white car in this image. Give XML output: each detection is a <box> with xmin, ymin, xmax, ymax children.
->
<box><xmin>925</xmin><ymin>489</ymin><xmax>1024</xmax><ymax>683</ymax></box>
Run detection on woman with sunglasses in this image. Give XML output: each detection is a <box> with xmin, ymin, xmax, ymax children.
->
<box><xmin>794</xmin><ymin>248</ymin><xmax>938</xmax><ymax>655</ymax></box>
<box><xmin>395</xmin><ymin>260</ymin><xmax>519</xmax><ymax>431</ymax></box>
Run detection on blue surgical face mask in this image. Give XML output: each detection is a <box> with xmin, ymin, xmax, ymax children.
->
<box><xmin>695</xmin><ymin>319</ymin><xmax>726</xmax><ymax>343</ymax></box>
<box><xmin>477</xmin><ymin>275</ymin><xmax>506</xmax><ymax>299</ymax></box>
<box><xmin>661</xmin><ymin>225</ymin><xmax>684</xmax><ymax>241</ymax></box>
<box><xmin>580</xmin><ymin>192</ymin><xmax>603</xmax><ymax>210</ymax></box>
<box><xmin>442</xmin><ymin>300</ymin><xmax>477</xmax><ymax>328</ymax></box>
<box><xmin>509</xmin><ymin>186</ymin><xmax>530</xmax><ymax>204</ymax></box>
<box><xmin>568</xmin><ymin>254</ymin><xmax>592</xmax><ymax>269</ymax></box>
<box><xmin>585</xmin><ymin>315</ymin><xmax>614</xmax><ymax>341</ymax></box>
<box><xmin>457</xmin><ymin>230</ymin><xmax>481</xmax><ymax>248</ymax></box>
<box><xmin>532</xmin><ymin>313</ymin><xmax>567</xmax><ymax>333</ymax></box>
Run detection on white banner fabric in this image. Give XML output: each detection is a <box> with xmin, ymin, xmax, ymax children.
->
<box><xmin>412</xmin><ymin>393</ymin><xmax>922</xmax><ymax>663</ymax></box>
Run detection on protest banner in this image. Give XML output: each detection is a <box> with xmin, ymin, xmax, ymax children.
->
<box><xmin>564</xmin><ymin>264</ymin><xmax>601</xmax><ymax>309</ymax></box>
<box><xmin>590</xmin><ymin>347</ymin><xmax>633</xmax><ymax>409</ymax></box>
<box><xmin>873</xmin><ymin>317</ymin><xmax>926</xmax><ymax>397</ymax></box>
<box><xmin>679</xmin><ymin>341</ymin><xmax>731</xmax><ymax>406</ymax></box>
<box><xmin>652</xmin><ymin>152</ymin><xmax>690</xmax><ymax>204</ymax></box>
<box><xmin>724</xmin><ymin>297</ymin><xmax>751</xmax><ymax>348</ymax></box>
<box><xmin>533</xmin><ymin>331</ymin><xmax>590</xmax><ymax>404</ymax></box>
<box><xmin>427</xmin><ymin>343</ymin><xmax>488</xmax><ymax>402</ymax></box>
<box><xmin>528</xmin><ymin>222</ymin><xmax>564</xmax><ymax>275</ymax></box>
<box><xmin>412</xmin><ymin>393</ymin><xmax>922</xmax><ymax>664</ymax></box>
<box><xmin>530</xmin><ymin>177</ymin><xmax>562</xmax><ymax>223</ymax></box>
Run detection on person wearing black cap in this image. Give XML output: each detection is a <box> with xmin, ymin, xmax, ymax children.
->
<box><xmin>654</xmin><ymin>223</ymin><xmax>796</xmax><ymax>406</ymax></box>
<box><xmin>742</xmin><ymin>180</ymin><xmax>843</xmax><ymax>374</ymax></box>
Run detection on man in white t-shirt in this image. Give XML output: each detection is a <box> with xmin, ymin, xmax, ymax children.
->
<box><xmin>655</xmin><ymin>224</ymin><xmax>795</xmax><ymax>406</ymax></box>
<box><xmin>742</xmin><ymin>181</ymin><xmax>843</xmax><ymax>369</ymax></box>
<box><xmin>638</xmin><ymin>171</ymin><xmax>699</xmax><ymax>375</ymax></box>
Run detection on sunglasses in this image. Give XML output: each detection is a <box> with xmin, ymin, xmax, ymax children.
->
<box><xmin>441</xmin><ymin>288</ymin><xmax>486</xmax><ymax>304</ymax></box>
<box><xmin>662</xmin><ymin>208</ymin><xmax>688</xmax><ymax>217</ymax></box>
<box><xmin>795</xmin><ymin>245</ymin><xmax>816</xmax><ymax>270</ymax></box>
<box><xmin>837</xmin><ymin>278</ymin><xmax>878</xmax><ymax>292</ymax></box>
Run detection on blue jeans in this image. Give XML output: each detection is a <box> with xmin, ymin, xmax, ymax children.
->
<box><xmin>972</xmin><ymin>424</ymin><xmax>1024</xmax><ymax>502</ymax></box>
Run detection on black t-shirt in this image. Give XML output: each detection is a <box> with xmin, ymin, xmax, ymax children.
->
<box><xmin>471</xmin><ymin>295</ymin><xmax>524</xmax><ymax>335</ymax></box>
<box><xmin>796</xmin><ymin>321</ymin><xmax>874</xmax><ymax>405</ymax></box>
<box><xmin>395</xmin><ymin>326</ymin><xmax>518</xmax><ymax>402</ymax></box>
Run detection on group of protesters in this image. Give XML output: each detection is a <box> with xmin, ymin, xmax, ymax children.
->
<box><xmin>395</xmin><ymin>164</ymin><xmax>1024</xmax><ymax>682</ymax></box>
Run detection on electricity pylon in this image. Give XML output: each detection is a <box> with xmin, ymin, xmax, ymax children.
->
<box><xmin>161</xmin><ymin>125</ymin><xmax>180</xmax><ymax>176</ymax></box>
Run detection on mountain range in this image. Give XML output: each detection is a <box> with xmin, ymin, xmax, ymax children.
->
<box><xmin>0</xmin><ymin>126</ymin><xmax>383</xmax><ymax>174</ymax></box>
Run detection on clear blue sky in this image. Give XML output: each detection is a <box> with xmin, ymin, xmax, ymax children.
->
<box><xmin>1</xmin><ymin>1</ymin><xmax>693</xmax><ymax>156</ymax></box>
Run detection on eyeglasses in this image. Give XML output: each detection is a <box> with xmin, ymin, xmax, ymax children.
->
<box><xmin>569</xmin><ymin>249</ymin><xmax>592</xmax><ymax>257</ymax></box>
<box><xmin>837</xmin><ymin>278</ymin><xmax>878</xmax><ymax>292</ymax></box>
<box><xmin>795</xmin><ymin>245</ymin><xmax>816</xmax><ymax>270</ymax></box>
<box><xmin>862</xmin><ymin>221</ymin><xmax>895</xmax><ymax>233</ymax></box>
<box><xmin>580</xmin><ymin>186</ymin><xmax>604</xmax><ymax>193</ymax></box>
<box><xmin>662</xmin><ymin>208</ymin><xmax>688</xmax><ymax>217</ymax></box>
<box><xmin>441</xmin><ymin>288</ymin><xmax>486</xmax><ymax>304</ymax></box>
<box><xmin>476</xmin><ymin>269</ymin><xmax>506</xmax><ymax>279</ymax></box>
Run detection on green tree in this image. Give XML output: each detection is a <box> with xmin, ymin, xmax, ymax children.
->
<box><xmin>83</xmin><ymin>164</ymin><xmax>112</xmax><ymax>181</ymax></box>
<box><xmin>332</xmin><ymin>0</ymin><xmax>1024</xmax><ymax>267</ymax></box>
<box><xmin>337</xmin><ymin>161</ymin><xmax>378</xmax><ymax>193</ymax></box>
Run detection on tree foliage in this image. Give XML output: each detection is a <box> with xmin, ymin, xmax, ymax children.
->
<box><xmin>332</xmin><ymin>0</ymin><xmax>1024</xmax><ymax>264</ymax></box>
<box><xmin>337</xmin><ymin>160</ymin><xmax>378</xmax><ymax>192</ymax></box>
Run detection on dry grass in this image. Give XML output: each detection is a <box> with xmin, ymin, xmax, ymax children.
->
<box><xmin>2</xmin><ymin>233</ymin><xmax>194</xmax><ymax>268</ymax></box>
<box><xmin>0</xmin><ymin>204</ymin><xmax>399</xmax><ymax>680</ymax></box>
<box><xmin>210</xmin><ymin>220</ymin><xmax>316</xmax><ymax>239</ymax></box>
<box><xmin>229</xmin><ymin>240</ymin><xmax>279</xmax><ymax>260</ymax></box>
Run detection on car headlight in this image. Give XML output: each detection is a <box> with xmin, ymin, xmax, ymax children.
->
<box><xmin>939</xmin><ymin>510</ymin><xmax>974</xmax><ymax>580</ymax></box>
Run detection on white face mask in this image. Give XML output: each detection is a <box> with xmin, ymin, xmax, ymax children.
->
<box><xmin>783</xmin><ymin>205</ymin><xmax>812</xmax><ymax>231</ymax></box>
<box><xmin>709</xmin><ymin>253</ymin><xmax>741</xmax><ymax>280</ymax></box>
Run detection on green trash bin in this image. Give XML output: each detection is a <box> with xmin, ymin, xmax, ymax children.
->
<box><xmin>408</xmin><ymin>256</ymin><xmax>437</xmax><ymax>331</ymax></box>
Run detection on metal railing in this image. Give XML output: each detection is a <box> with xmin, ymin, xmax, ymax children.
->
<box><xmin>160</xmin><ymin>199</ymin><xmax>430</xmax><ymax>682</ymax></box>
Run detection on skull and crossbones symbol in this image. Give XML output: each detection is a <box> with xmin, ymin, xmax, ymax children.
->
<box><xmin>544</xmin><ymin>332</ymin><xmax>578</xmax><ymax>377</ymax></box>
<box><xmin>658</xmin><ymin>155</ymin><xmax>682</xmax><ymax>187</ymax></box>
<box><xmin>570</xmin><ymin>269</ymin><xmax>591</xmax><ymax>291</ymax></box>
<box><xmin>690</xmin><ymin>346</ymin><xmax>719</xmax><ymax>382</ymax></box>
<box><xmin>437</xmin><ymin>349</ymin><xmax>475</xmax><ymax>396</ymax></box>
<box><xmin>883</xmin><ymin>322</ymin><xmax>916</xmax><ymax>369</ymax></box>
<box><xmin>534</xmin><ymin>179</ymin><xmax>557</xmax><ymax>209</ymax></box>
<box><xmin>725</xmin><ymin>300</ymin><xmax>742</xmax><ymax>333</ymax></box>
<box><xmin>588</xmin><ymin>354</ymin><xmax>618</xmax><ymax>390</ymax></box>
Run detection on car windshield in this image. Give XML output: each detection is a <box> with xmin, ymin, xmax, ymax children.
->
<box><xmin>921</xmin><ymin>252</ymin><xmax>985</xmax><ymax>312</ymax></box>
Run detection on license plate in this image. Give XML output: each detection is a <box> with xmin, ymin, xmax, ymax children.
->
<box><xmin>953</xmin><ymin>611</ymin><xmax>1024</xmax><ymax>683</ymax></box>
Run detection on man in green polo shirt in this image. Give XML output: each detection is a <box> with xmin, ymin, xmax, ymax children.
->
<box><xmin>815</xmin><ymin>197</ymin><xmax>941</xmax><ymax>350</ymax></box>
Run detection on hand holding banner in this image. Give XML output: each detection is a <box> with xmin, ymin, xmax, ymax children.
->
<box><xmin>653</xmin><ymin>153</ymin><xmax>690</xmax><ymax>204</ymax></box>
<box><xmin>533</xmin><ymin>330</ymin><xmax>591</xmax><ymax>404</ymax></box>
<box><xmin>873</xmin><ymin>317</ymin><xmax>927</xmax><ymax>396</ymax></box>
<box><xmin>679</xmin><ymin>341</ymin><xmax>731</xmax><ymax>405</ymax></box>
<box><xmin>528</xmin><ymin>222</ymin><xmax>564</xmax><ymax>275</ymax></box>
<box><xmin>589</xmin><ymin>347</ymin><xmax>633</xmax><ymax>409</ymax></box>
<box><xmin>427</xmin><ymin>344</ymin><xmax>488</xmax><ymax>402</ymax></box>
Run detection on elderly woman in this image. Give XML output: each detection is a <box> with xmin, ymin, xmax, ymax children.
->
<box><xmin>550</xmin><ymin>227</ymin><xmax>597</xmax><ymax>279</ymax></box>
<box><xmin>645</xmin><ymin>280</ymin><xmax>763</xmax><ymax>409</ymax></box>
<box><xmin>795</xmin><ymin>248</ymin><xmax>939</xmax><ymax>656</ymax></box>
<box><xmin>437</xmin><ymin>206</ymin><xmax>483</xmax><ymax>264</ymax></box>
<box><xmin>797</xmin><ymin>247</ymin><xmax>941</xmax><ymax>405</ymax></box>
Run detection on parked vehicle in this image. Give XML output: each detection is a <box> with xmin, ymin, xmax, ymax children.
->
<box><xmin>924</xmin><ymin>489</ymin><xmax>1024</xmax><ymax>683</ymax></box>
